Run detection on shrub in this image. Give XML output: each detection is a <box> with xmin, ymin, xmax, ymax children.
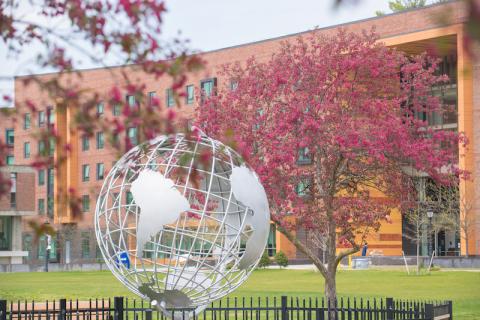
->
<box><xmin>274</xmin><ymin>251</ymin><xmax>289</xmax><ymax>268</ymax></box>
<box><xmin>258</xmin><ymin>251</ymin><xmax>271</xmax><ymax>269</ymax></box>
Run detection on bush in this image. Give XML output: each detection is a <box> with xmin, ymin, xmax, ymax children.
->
<box><xmin>258</xmin><ymin>251</ymin><xmax>271</xmax><ymax>269</ymax></box>
<box><xmin>274</xmin><ymin>251</ymin><xmax>289</xmax><ymax>268</ymax></box>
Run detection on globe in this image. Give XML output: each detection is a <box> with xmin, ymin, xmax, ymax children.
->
<box><xmin>94</xmin><ymin>132</ymin><xmax>270</xmax><ymax>317</ymax></box>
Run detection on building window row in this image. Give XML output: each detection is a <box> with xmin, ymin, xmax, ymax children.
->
<box><xmin>81</xmin><ymin>128</ymin><xmax>139</xmax><ymax>152</ymax></box>
<box><xmin>82</xmin><ymin>162</ymin><xmax>105</xmax><ymax>182</ymax></box>
<box><xmin>22</xmin><ymin>107</ymin><xmax>54</xmax><ymax>131</ymax></box>
<box><xmin>107</xmin><ymin>79</ymin><xmax>217</xmax><ymax>113</ymax></box>
<box><xmin>22</xmin><ymin>139</ymin><xmax>55</xmax><ymax>159</ymax></box>
<box><xmin>37</xmin><ymin>196</ymin><xmax>53</xmax><ymax>217</ymax></box>
<box><xmin>80</xmin><ymin>190</ymin><xmax>134</xmax><ymax>214</ymax></box>
<box><xmin>37</xmin><ymin>195</ymin><xmax>54</xmax><ymax>218</ymax></box>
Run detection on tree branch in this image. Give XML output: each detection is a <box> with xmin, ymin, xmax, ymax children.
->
<box><xmin>272</xmin><ymin>216</ymin><xmax>328</xmax><ymax>278</ymax></box>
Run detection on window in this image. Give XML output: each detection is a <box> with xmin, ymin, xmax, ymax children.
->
<box><xmin>126</xmin><ymin>191</ymin><xmax>134</xmax><ymax>205</ymax></box>
<box><xmin>200</xmin><ymin>78</ymin><xmax>217</xmax><ymax>103</ymax></box>
<box><xmin>0</xmin><ymin>216</ymin><xmax>12</xmax><ymax>250</ymax></box>
<box><xmin>96</xmin><ymin>244</ymin><xmax>102</xmax><ymax>259</ymax></box>
<box><xmin>82</xmin><ymin>164</ymin><xmax>90</xmax><ymax>182</ymax></box>
<box><xmin>96</xmin><ymin>132</ymin><xmax>104</xmax><ymax>149</ymax></box>
<box><xmin>47</xmin><ymin>107</ymin><xmax>54</xmax><ymax>125</ymax></box>
<box><xmin>186</xmin><ymin>85</ymin><xmax>194</xmax><ymax>105</ymax></box>
<box><xmin>38</xmin><ymin>235</ymin><xmax>57</xmax><ymax>260</ymax></box>
<box><xmin>266</xmin><ymin>224</ymin><xmax>277</xmax><ymax>257</ymax></box>
<box><xmin>38</xmin><ymin>111</ymin><xmax>46</xmax><ymax>127</ymax></box>
<box><xmin>38</xmin><ymin>170</ymin><xmax>45</xmax><ymax>186</ymax></box>
<box><xmin>47</xmin><ymin>169</ymin><xmax>54</xmax><ymax>195</ymax></box>
<box><xmin>143</xmin><ymin>242</ymin><xmax>154</xmax><ymax>259</ymax></box>
<box><xmin>24</xmin><ymin>142</ymin><xmax>30</xmax><ymax>158</ymax></box>
<box><xmin>47</xmin><ymin>196</ymin><xmax>54</xmax><ymax>217</ymax></box>
<box><xmin>96</xmin><ymin>163</ymin><xmax>104</xmax><ymax>180</ymax></box>
<box><xmin>148</xmin><ymin>91</ymin><xmax>156</xmax><ymax>107</ymax></box>
<box><xmin>48</xmin><ymin>137</ymin><xmax>55</xmax><ymax>156</ymax></box>
<box><xmin>82</xmin><ymin>195</ymin><xmax>90</xmax><ymax>212</ymax></box>
<box><xmin>10</xmin><ymin>173</ymin><xmax>16</xmax><ymax>209</ymax></box>
<box><xmin>230</xmin><ymin>79</ymin><xmax>238</xmax><ymax>91</ymax></box>
<box><xmin>23</xmin><ymin>234</ymin><xmax>32</xmax><ymax>260</ymax></box>
<box><xmin>112</xmin><ymin>192</ymin><xmax>120</xmax><ymax>205</ymax></box>
<box><xmin>10</xmin><ymin>192</ymin><xmax>16</xmax><ymax>209</ymax></box>
<box><xmin>38</xmin><ymin>199</ymin><xmax>45</xmax><ymax>215</ymax></box>
<box><xmin>37</xmin><ymin>236</ymin><xmax>45</xmax><ymax>259</ymax></box>
<box><xmin>82</xmin><ymin>135</ymin><xmax>89</xmax><ymax>151</ymax></box>
<box><xmin>5</xmin><ymin>129</ymin><xmax>14</xmax><ymax>145</ymax></box>
<box><xmin>38</xmin><ymin>140</ymin><xmax>46</xmax><ymax>156</ymax></box>
<box><xmin>96</xmin><ymin>102</ymin><xmax>104</xmax><ymax>116</ymax></box>
<box><xmin>297</xmin><ymin>147</ymin><xmax>312</xmax><ymax>165</ymax></box>
<box><xmin>127</xmin><ymin>127</ymin><xmax>138</xmax><ymax>146</ymax></box>
<box><xmin>6</xmin><ymin>155</ymin><xmax>14</xmax><ymax>165</ymax></box>
<box><xmin>296</xmin><ymin>178</ymin><xmax>311</xmax><ymax>197</ymax></box>
<box><xmin>113</xmin><ymin>104</ymin><xmax>122</xmax><ymax>116</ymax></box>
<box><xmin>24</xmin><ymin>113</ymin><xmax>31</xmax><ymax>129</ymax></box>
<box><xmin>112</xmin><ymin>133</ymin><xmax>119</xmax><ymax>146</ymax></box>
<box><xmin>81</xmin><ymin>232</ymin><xmax>90</xmax><ymax>259</ymax></box>
<box><xmin>166</xmin><ymin>88</ymin><xmax>175</xmax><ymax>107</ymax></box>
<box><xmin>126</xmin><ymin>95</ymin><xmax>136</xmax><ymax>109</ymax></box>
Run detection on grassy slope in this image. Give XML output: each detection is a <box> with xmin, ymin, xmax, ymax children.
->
<box><xmin>0</xmin><ymin>269</ymin><xmax>478</xmax><ymax>319</ymax></box>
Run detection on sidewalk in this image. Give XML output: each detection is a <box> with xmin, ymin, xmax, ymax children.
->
<box><xmin>265</xmin><ymin>264</ymin><xmax>480</xmax><ymax>272</ymax></box>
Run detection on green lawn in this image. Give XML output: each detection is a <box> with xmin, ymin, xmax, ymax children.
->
<box><xmin>0</xmin><ymin>269</ymin><xmax>479</xmax><ymax>319</ymax></box>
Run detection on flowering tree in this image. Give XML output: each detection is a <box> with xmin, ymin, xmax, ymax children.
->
<box><xmin>0</xmin><ymin>1</ymin><xmax>202</xmax><ymax>221</ymax></box>
<box><xmin>197</xmin><ymin>30</ymin><xmax>466</xmax><ymax>301</ymax></box>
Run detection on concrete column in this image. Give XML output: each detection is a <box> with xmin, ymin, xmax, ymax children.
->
<box><xmin>458</xmin><ymin>27</ymin><xmax>479</xmax><ymax>256</ymax></box>
<box><xmin>11</xmin><ymin>216</ymin><xmax>22</xmax><ymax>251</ymax></box>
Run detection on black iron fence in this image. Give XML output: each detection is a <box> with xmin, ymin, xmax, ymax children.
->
<box><xmin>0</xmin><ymin>296</ymin><xmax>452</xmax><ymax>320</ymax></box>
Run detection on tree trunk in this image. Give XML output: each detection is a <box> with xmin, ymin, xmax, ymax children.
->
<box><xmin>416</xmin><ymin>239</ymin><xmax>420</xmax><ymax>275</ymax></box>
<box><xmin>325</xmin><ymin>271</ymin><xmax>337</xmax><ymax>320</ymax></box>
<box><xmin>465</xmin><ymin>233</ymin><xmax>469</xmax><ymax>258</ymax></box>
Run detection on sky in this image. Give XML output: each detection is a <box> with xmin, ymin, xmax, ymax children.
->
<box><xmin>0</xmin><ymin>0</ymin><xmax>392</xmax><ymax>105</ymax></box>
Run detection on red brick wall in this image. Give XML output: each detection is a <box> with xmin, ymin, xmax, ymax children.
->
<box><xmin>0</xmin><ymin>170</ymin><xmax>35</xmax><ymax>211</ymax></box>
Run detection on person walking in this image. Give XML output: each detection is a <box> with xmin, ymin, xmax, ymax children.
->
<box><xmin>361</xmin><ymin>242</ymin><xmax>368</xmax><ymax>256</ymax></box>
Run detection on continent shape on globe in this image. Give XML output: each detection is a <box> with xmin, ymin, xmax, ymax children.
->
<box><xmin>131</xmin><ymin>169</ymin><xmax>191</xmax><ymax>258</ymax></box>
<box><xmin>230</xmin><ymin>165</ymin><xmax>270</xmax><ymax>269</ymax></box>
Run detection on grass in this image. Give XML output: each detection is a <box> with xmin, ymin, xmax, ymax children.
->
<box><xmin>0</xmin><ymin>269</ymin><xmax>479</xmax><ymax>319</ymax></box>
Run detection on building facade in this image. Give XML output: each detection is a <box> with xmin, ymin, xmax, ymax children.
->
<box><xmin>1</xmin><ymin>1</ymin><xmax>479</xmax><ymax>266</ymax></box>
<box><xmin>0</xmin><ymin>165</ymin><xmax>35</xmax><ymax>264</ymax></box>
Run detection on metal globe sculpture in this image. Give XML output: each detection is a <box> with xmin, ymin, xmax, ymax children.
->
<box><xmin>95</xmin><ymin>132</ymin><xmax>270</xmax><ymax>317</ymax></box>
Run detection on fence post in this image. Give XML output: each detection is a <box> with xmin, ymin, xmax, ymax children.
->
<box><xmin>448</xmin><ymin>301</ymin><xmax>453</xmax><ymax>320</ymax></box>
<box><xmin>425</xmin><ymin>304</ymin><xmax>434</xmax><ymax>320</ymax></box>
<box><xmin>145</xmin><ymin>309</ymin><xmax>152</xmax><ymax>320</ymax></box>
<box><xmin>281</xmin><ymin>296</ymin><xmax>288</xmax><ymax>320</ymax></box>
<box><xmin>58</xmin><ymin>299</ymin><xmax>67</xmax><ymax>320</ymax></box>
<box><xmin>114</xmin><ymin>297</ymin><xmax>124</xmax><ymax>320</ymax></box>
<box><xmin>0</xmin><ymin>300</ymin><xmax>6</xmax><ymax>320</ymax></box>
<box><xmin>386</xmin><ymin>298</ymin><xmax>394</xmax><ymax>320</ymax></box>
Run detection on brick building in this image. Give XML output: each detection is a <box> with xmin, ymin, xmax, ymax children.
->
<box><xmin>0</xmin><ymin>165</ymin><xmax>35</xmax><ymax>264</ymax></box>
<box><xmin>1</xmin><ymin>1</ymin><xmax>479</xmax><ymax>266</ymax></box>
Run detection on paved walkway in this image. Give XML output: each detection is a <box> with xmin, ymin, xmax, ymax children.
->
<box><xmin>266</xmin><ymin>264</ymin><xmax>480</xmax><ymax>272</ymax></box>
